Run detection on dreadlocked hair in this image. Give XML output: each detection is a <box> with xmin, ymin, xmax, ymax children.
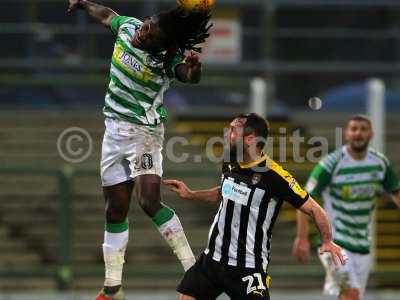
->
<box><xmin>155</xmin><ymin>7</ymin><xmax>212</xmax><ymax>69</ymax></box>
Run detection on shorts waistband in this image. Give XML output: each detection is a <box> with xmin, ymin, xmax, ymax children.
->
<box><xmin>203</xmin><ymin>252</ymin><xmax>268</xmax><ymax>273</ymax></box>
<box><xmin>105</xmin><ymin>117</ymin><xmax>164</xmax><ymax>131</ymax></box>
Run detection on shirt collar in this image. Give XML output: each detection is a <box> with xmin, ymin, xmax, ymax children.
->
<box><xmin>239</xmin><ymin>153</ymin><xmax>268</xmax><ymax>169</ymax></box>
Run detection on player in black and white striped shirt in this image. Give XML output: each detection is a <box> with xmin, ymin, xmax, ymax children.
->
<box><xmin>164</xmin><ymin>113</ymin><xmax>346</xmax><ymax>300</ymax></box>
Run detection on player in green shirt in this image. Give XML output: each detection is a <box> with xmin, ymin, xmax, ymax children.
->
<box><xmin>67</xmin><ymin>1</ymin><xmax>212</xmax><ymax>299</ymax></box>
<box><xmin>293</xmin><ymin>115</ymin><xmax>400</xmax><ymax>300</ymax></box>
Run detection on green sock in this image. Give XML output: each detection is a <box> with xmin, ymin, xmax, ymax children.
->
<box><xmin>152</xmin><ymin>205</ymin><xmax>195</xmax><ymax>271</ymax></box>
<box><xmin>152</xmin><ymin>206</ymin><xmax>174</xmax><ymax>227</ymax></box>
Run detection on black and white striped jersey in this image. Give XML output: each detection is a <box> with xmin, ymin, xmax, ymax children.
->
<box><xmin>204</xmin><ymin>154</ymin><xmax>309</xmax><ymax>271</ymax></box>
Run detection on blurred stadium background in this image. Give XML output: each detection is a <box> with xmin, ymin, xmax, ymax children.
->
<box><xmin>1</xmin><ymin>0</ymin><xmax>400</xmax><ymax>299</ymax></box>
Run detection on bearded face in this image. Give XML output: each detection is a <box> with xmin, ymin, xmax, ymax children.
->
<box><xmin>345</xmin><ymin>120</ymin><xmax>373</xmax><ymax>153</ymax></box>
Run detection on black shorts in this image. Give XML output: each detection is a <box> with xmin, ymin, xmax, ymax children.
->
<box><xmin>177</xmin><ymin>253</ymin><xmax>270</xmax><ymax>300</ymax></box>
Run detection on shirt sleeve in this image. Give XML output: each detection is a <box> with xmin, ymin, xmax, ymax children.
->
<box><xmin>269</xmin><ymin>165</ymin><xmax>309</xmax><ymax>208</ymax></box>
<box><xmin>305</xmin><ymin>163</ymin><xmax>332</xmax><ymax>198</ymax></box>
<box><xmin>110</xmin><ymin>16</ymin><xmax>141</xmax><ymax>35</ymax></box>
<box><xmin>383</xmin><ymin>162</ymin><xmax>400</xmax><ymax>193</ymax></box>
<box><xmin>165</xmin><ymin>54</ymin><xmax>185</xmax><ymax>79</ymax></box>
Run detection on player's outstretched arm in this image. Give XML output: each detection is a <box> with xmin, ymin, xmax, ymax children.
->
<box><xmin>162</xmin><ymin>179</ymin><xmax>219</xmax><ymax>204</ymax></box>
<box><xmin>175</xmin><ymin>52</ymin><xmax>202</xmax><ymax>84</ymax></box>
<box><xmin>292</xmin><ymin>210</ymin><xmax>311</xmax><ymax>263</ymax></box>
<box><xmin>298</xmin><ymin>197</ymin><xmax>347</xmax><ymax>266</ymax></box>
<box><xmin>67</xmin><ymin>0</ymin><xmax>118</xmax><ymax>28</ymax></box>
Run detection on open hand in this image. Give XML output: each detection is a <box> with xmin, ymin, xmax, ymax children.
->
<box><xmin>162</xmin><ymin>179</ymin><xmax>193</xmax><ymax>200</ymax></box>
<box><xmin>320</xmin><ymin>241</ymin><xmax>348</xmax><ymax>266</ymax></box>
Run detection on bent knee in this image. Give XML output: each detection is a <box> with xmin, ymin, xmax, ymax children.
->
<box><xmin>106</xmin><ymin>206</ymin><xmax>128</xmax><ymax>223</ymax></box>
<box><xmin>105</xmin><ymin>200</ymin><xmax>129</xmax><ymax>223</ymax></box>
<box><xmin>138</xmin><ymin>195</ymin><xmax>161</xmax><ymax>217</ymax></box>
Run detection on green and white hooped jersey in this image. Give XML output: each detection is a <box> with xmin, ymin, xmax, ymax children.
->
<box><xmin>306</xmin><ymin>146</ymin><xmax>400</xmax><ymax>254</ymax></box>
<box><xmin>104</xmin><ymin>16</ymin><xmax>184</xmax><ymax>126</ymax></box>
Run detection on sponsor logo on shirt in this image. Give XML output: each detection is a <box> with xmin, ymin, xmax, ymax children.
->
<box><xmin>120</xmin><ymin>51</ymin><xmax>142</xmax><ymax>72</ymax></box>
<box><xmin>252</xmin><ymin>173</ymin><xmax>262</xmax><ymax>185</ymax></box>
<box><xmin>113</xmin><ymin>45</ymin><xmax>155</xmax><ymax>83</ymax></box>
<box><xmin>289</xmin><ymin>178</ymin><xmax>297</xmax><ymax>189</ymax></box>
<box><xmin>285</xmin><ymin>175</ymin><xmax>307</xmax><ymax>199</ymax></box>
<box><xmin>222</xmin><ymin>178</ymin><xmax>251</xmax><ymax>206</ymax></box>
<box><xmin>341</xmin><ymin>184</ymin><xmax>377</xmax><ymax>198</ymax></box>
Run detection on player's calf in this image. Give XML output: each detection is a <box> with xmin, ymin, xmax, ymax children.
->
<box><xmin>102</xmin><ymin>182</ymin><xmax>133</xmax><ymax>294</ymax></box>
<box><xmin>136</xmin><ymin>174</ymin><xmax>196</xmax><ymax>271</ymax></box>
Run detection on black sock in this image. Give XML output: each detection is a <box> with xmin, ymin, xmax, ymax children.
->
<box><xmin>104</xmin><ymin>285</ymin><xmax>121</xmax><ymax>295</ymax></box>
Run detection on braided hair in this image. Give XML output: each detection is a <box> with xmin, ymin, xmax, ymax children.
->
<box><xmin>154</xmin><ymin>7</ymin><xmax>213</xmax><ymax>68</ymax></box>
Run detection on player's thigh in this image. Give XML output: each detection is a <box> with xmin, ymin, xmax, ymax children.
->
<box><xmin>101</xmin><ymin>120</ymin><xmax>133</xmax><ymax>187</ymax></box>
<box><xmin>103</xmin><ymin>180</ymin><xmax>135</xmax><ymax>203</ymax></box>
<box><xmin>177</xmin><ymin>254</ymin><xmax>222</xmax><ymax>300</ymax></box>
<box><xmin>224</xmin><ymin>268</ymin><xmax>270</xmax><ymax>300</ymax></box>
<box><xmin>354</xmin><ymin>253</ymin><xmax>372</xmax><ymax>297</ymax></box>
<box><xmin>135</xmin><ymin>174</ymin><xmax>161</xmax><ymax>199</ymax></box>
<box><xmin>125</xmin><ymin>123</ymin><xmax>164</xmax><ymax>180</ymax></box>
<box><xmin>102</xmin><ymin>118</ymin><xmax>164</xmax><ymax>186</ymax></box>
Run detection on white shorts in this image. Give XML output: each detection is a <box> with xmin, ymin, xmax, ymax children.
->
<box><xmin>100</xmin><ymin>118</ymin><xmax>164</xmax><ymax>187</ymax></box>
<box><xmin>319</xmin><ymin>248</ymin><xmax>372</xmax><ymax>298</ymax></box>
